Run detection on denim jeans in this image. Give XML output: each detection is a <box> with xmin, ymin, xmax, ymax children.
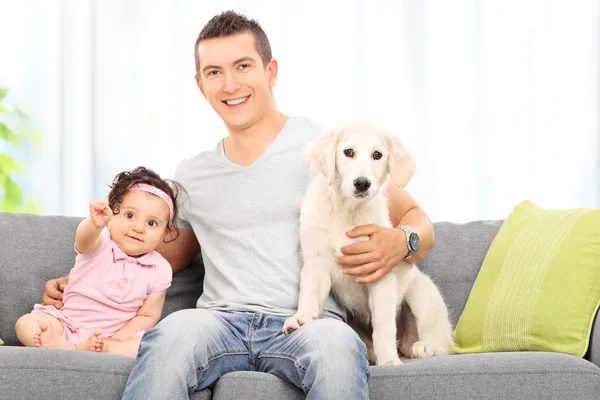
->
<box><xmin>121</xmin><ymin>309</ymin><xmax>370</xmax><ymax>399</ymax></box>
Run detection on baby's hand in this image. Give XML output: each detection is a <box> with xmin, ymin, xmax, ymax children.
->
<box><xmin>89</xmin><ymin>200</ymin><xmax>113</xmax><ymax>228</ymax></box>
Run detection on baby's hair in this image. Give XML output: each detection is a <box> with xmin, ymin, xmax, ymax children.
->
<box><xmin>108</xmin><ymin>166</ymin><xmax>184</xmax><ymax>241</ymax></box>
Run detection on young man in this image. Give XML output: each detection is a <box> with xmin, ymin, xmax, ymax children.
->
<box><xmin>43</xmin><ymin>11</ymin><xmax>435</xmax><ymax>399</ymax></box>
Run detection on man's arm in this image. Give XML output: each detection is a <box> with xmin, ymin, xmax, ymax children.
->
<box><xmin>336</xmin><ymin>184</ymin><xmax>435</xmax><ymax>283</ymax></box>
<box><xmin>386</xmin><ymin>184</ymin><xmax>435</xmax><ymax>264</ymax></box>
<box><xmin>157</xmin><ymin>228</ymin><xmax>201</xmax><ymax>274</ymax></box>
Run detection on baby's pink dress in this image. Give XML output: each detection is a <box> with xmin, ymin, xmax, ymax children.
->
<box><xmin>32</xmin><ymin>228</ymin><xmax>172</xmax><ymax>345</ymax></box>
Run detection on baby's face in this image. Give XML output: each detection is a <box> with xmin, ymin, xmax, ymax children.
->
<box><xmin>108</xmin><ymin>190</ymin><xmax>170</xmax><ymax>257</ymax></box>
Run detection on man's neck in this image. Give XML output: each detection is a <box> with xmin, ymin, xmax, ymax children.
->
<box><xmin>223</xmin><ymin>111</ymin><xmax>289</xmax><ymax>166</ymax></box>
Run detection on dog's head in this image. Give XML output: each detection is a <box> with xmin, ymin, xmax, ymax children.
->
<box><xmin>308</xmin><ymin>121</ymin><xmax>416</xmax><ymax>201</ymax></box>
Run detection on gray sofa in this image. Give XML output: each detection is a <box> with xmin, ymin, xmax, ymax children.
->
<box><xmin>1</xmin><ymin>212</ymin><xmax>599</xmax><ymax>400</ymax></box>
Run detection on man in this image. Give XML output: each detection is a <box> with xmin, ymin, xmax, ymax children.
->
<box><xmin>43</xmin><ymin>11</ymin><xmax>435</xmax><ymax>399</ymax></box>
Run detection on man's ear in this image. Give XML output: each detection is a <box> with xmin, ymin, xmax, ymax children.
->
<box><xmin>307</xmin><ymin>125</ymin><xmax>341</xmax><ymax>186</ymax></box>
<box><xmin>195</xmin><ymin>75</ymin><xmax>208</xmax><ymax>100</ymax></box>
<box><xmin>267</xmin><ymin>58</ymin><xmax>278</xmax><ymax>89</ymax></box>
<box><xmin>386</xmin><ymin>134</ymin><xmax>416</xmax><ymax>188</ymax></box>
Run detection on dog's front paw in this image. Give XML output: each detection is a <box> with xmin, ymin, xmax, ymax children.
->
<box><xmin>377</xmin><ymin>355</ymin><xmax>403</xmax><ymax>366</ymax></box>
<box><xmin>282</xmin><ymin>313</ymin><xmax>316</xmax><ymax>335</ymax></box>
<box><xmin>409</xmin><ymin>341</ymin><xmax>435</xmax><ymax>358</ymax></box>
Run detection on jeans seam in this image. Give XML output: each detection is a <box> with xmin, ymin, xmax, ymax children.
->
<box><xmin>261</xmin><ymin>315</ymin><xmax>270</xmax><ymax>329</ymax></box>
<box><xmin>247</xmin><ymin>313</ymin><xmax>259</xmax><ymax>369</ymax></box>
<box><xmin>258</xmin><ymin>352</ymin><xmax>309</xmax><ymax>393</ymax></box>
<box><xmin>258</xmin><ymin>352</ymin><xmax>307</xmax><ymax>372</ymax></box>
<box><xmin>197</xmin><ymin>350</ymin><xmax>250</xmax><ymax>372</ymax></box>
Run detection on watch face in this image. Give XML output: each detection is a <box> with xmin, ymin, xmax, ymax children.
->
<box><xmin>409</xmin><ymin>233</ymin><xmax>420</xmax><ymax>251</ymax></box>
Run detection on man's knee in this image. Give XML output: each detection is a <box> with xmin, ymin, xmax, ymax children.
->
<box><xmin>296</xmin><ymin>318</ymin><xmax>370</xmax><ymax>397</ymax></box>
<box><xmin>301</xmin><ymin>318</ymin><xmax>369</xmax><ymax>364</ymax></box>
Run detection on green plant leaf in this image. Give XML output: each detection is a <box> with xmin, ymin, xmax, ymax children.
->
<box><xmin>13</xmin><ymin>105</ymin><xmax>28</xmax><ymax>119</ymax></box>
<box><xmin>5</xmin><ymin>176</ymin><xmax>23</xmax><ymax>206</ymax></box>
<box><xmin>12</xmin><ymin>123</ymin><xmax>42</xmax><ymax>148</ymax></box>
<box><xmin>2</xmin><ymin>196</ymin><xmax>17</xmax><ymax>213</ymax></box>
<box><xmin>0</xmin><ymin>122</ymin><xmax>21</xmax><ymax>146</ymax></box>
<box><xmin>0</xmin><ymin>104</ymin><xmax>8</xmax><ymax>115</ymax></box>
<box><xmin>0</xmin><ymin>89</ymin><xmax>7</xmax><ymax>102</ymax></box>
<box><xmin>0</xmin><ymin>154</ymin><xmax>24</xmax><ymax>178</ymax></box>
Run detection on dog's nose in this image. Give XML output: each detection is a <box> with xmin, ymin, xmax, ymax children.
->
<box><xmin>353</xmin><ymin>178</ymin><xmax>371</xmax><ymax>192</ymax></box>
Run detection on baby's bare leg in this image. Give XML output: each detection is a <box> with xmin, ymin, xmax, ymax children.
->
<box><xmin>15</xmin><ymin>313</ymin><xmax>74</xmax><ymax>350</ymax></box>
<box><xmin>102</xmin><ymin>336</ymin><xmax>142</xmax><ymax>357</ymax></box>
<box><xmin>76</xmin><ymin>329</ymin><xmax>104</xmax><ymax>352</ymax></box>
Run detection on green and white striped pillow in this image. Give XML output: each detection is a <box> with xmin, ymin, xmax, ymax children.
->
<box><xmin>454</xmin><ymin>200</ymin><xmax>600</xmax><ymax>356</ymax></box>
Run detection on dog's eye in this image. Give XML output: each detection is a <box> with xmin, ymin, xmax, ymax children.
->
<box><xmin>372</xmin><ymin>151</ymin><xmax>383</xmax><ymax>160</ymax></box>
<box><xmin>344</xmin><ymin>149</ymin><xmax>354</xmax><ymax>158</ymax></box>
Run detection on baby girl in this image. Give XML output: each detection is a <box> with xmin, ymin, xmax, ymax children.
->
<box><xmin>15</xmin><ymin>166</ymin><xmax>182</xmax><ymax>357</ymax></box>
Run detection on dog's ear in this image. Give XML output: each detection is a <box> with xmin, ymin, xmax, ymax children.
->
<box><xmin>386</xmin><ymin>134</ymin><xmax>416</xmax><ymax>188</ymax></box>
<box><xmin>307</xmin><ymin>125</ymin><xmax>340</xmax><ymax>186</ymax></box>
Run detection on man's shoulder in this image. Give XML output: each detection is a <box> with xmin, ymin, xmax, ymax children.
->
<box><xmin>174</xmin><ymin>144</ymin><xmax>221</xmax><ymax>180</ymax></box>
<box><xmin>289</xmin><ymin>116</ymin><xmax>323</xmax><ymax>133</ymax></box>
<box><xmin>286</xmin><ymin>116</ymin><xmax>324</xmax><ymax>146</ymax></box>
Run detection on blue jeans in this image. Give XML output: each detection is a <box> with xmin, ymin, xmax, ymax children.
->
<box><xmin>121</xmin><ymin>309</ymin><xmax>370</xmax><ymax>399</ymax></box>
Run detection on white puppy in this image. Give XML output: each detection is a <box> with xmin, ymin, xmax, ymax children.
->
<box><xmin>283</xmin><ymin>121</ymin><xmax>454</xmax><ymax>365</ymax></box>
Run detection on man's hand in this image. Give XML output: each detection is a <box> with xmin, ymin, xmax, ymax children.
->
<box><xmin>42</xmin><ymin>276</ymin><xmax>69</xmax><ymax>309</ymax></box>
<box><xmin>336</xmin><ymin>224</ymin><xmax>409</xmax><ymax>284</ymax></box>
<box><xmin>89</xmin><ymin>200</ymin><xmax>113</xmax><ymax>228</ymax></box>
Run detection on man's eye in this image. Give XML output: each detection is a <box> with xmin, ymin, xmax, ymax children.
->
<box><xmin>148</xmin><ymin>221</ymin><xmax>157</xmax><ymax>227</ymax></box>
<box><xmin>239</xmin><ymin>63</ymin><xmax>249</xmax><ymax>69</ymax></box>
<box><xmin>372</xmin><ymin>151</ymin><xmax>383</xmax><ymax>160</ymax></box>
<box><xmin>344</xmin><ymin>149</ymin><xmax>354</xmax><ymax>158</ymax></box>
<box><xmin>208</xmin><ymin>70</ymin><xmax>220</xmax><ymax>76</ymax></box>
<box><xmin>125</xmin><ymin>212</ymin><xmax>134</xmax><ymax>219</ymax></box>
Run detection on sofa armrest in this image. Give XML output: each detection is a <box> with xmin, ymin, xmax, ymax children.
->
<box><xmin>586</xmin><ymin>310</ymin><xmax>600</xmax><ymax>367</ymax></box>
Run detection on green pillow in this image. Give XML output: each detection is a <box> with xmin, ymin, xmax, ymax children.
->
<box><xmin>454</xmin><ymin>200</ymin><xmax>600</xmax><ymax>356</ymax></box>
<box><xmin>0</xmin><ymin>337</ymin><xmax>3</xmax><ymax>346</ymax></box>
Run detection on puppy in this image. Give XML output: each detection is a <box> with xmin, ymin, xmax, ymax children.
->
<box><xmin>283</xmin><ymin>121</ymin><xmax>454</xmax><ymax>365</ymax></box>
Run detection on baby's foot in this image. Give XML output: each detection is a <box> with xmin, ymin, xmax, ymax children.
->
<box><xmin>76</xmin><ymin>329</ymin><xmax>104</xmax><ymax>352</ymax></box>
<box><xmin>33</xmin><ymin>322</ymin><xmax>74</xmax><ymax>350</ymax></box>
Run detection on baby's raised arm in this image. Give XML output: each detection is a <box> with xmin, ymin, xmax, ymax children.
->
<box><xmin>76</xmin><ymin>200</ymin><xmax>113</xmax><ymax>254</ymax></box>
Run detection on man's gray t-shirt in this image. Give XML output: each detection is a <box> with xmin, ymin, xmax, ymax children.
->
<box><xmin>174</xmin><ymin>116</ymin><xmax>344</xmax><ymax>320</ymax></box>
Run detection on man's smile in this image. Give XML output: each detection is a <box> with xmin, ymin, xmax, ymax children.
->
<box><xmin>223</xmin><ymin>95</ymin><xmax>250</xmax><ymax>108</ymax></box>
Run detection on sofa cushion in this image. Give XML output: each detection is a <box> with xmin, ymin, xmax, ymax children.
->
<box><xmin>454</xmin><ymin>201</ymin><xmax>600</xmax><ymax>356</ymax></box>
<box><xmin>0</xmin><ymin>212</ymin><xmax>203</xmax><ymax>346</ymax></box>
<box><xmin>368</xmin><ymin>352</ymin><xmax>600</xmax><ymax>400</ymax></box>
<box><xmin>0</xmin><ymin>346</ymin><xmax>211</xmax><ymax>400</ymax></box>
<box><xmin>417</xmin><ymin>220</ymin><xmax>503</xmax><ymax>327</ymax></box>
<box><xmin>213</xmin><ymin>371</ymin><xmax>304</xmax><ymax>399</ymax></box>
<box><xmin>210</xmin><ymin>352</ymin><xmax>600</xmax><ymax>400</ymax></box>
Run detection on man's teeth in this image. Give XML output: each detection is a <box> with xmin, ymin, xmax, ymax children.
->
<box><xmin>226</xmin><ymin>97</ymin><xmax>247</xmax><ymax>105</ymax></box>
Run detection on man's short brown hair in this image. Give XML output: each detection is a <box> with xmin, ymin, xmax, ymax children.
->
<box><xmin>194</xmin><ymin>10</ymin><xmax>272</xmax><ymax>74</ymax></box>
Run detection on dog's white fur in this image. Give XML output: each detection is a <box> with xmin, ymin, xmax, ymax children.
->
<box><xmin>283</xmin><ymin>121</ymin><xmax>454</xmax><ymax>365</ymax></box>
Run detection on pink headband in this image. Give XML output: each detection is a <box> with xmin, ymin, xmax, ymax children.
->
<box><xmin>129</xmin><ymin>183</ymin><xmax>174</xmax><ymax>222</ymax></box>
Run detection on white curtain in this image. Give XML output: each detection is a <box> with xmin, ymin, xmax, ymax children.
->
<box><xmin>1</xmin><ymin>0</ymin><xmax>598</xmax><ymax>222</ymax></box>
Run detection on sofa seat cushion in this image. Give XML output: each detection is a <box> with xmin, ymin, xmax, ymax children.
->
<box><xmin>0</xmin><ymin>346</ymin><xmax>211</xmax><ymax>400</ymax></box>
<box><xmin>213</xmin><ymin>371</ymin><xmax>304</xmax><ymax>400</ymax></box>
<box><xmin>211</xmin><ymin>352</ymin><xmax>600</xmax><ymax>400</ymax></box>
<box><xmin>370</xmin><ymin>352</ymin><xmax>600</xmax><ymax>400</ymax></box>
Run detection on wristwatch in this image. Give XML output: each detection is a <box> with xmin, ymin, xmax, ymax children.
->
<box><xmin>396</xmin><ymin>225</ymin><xmax>420</xmax><ymax>259</ymax></box>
